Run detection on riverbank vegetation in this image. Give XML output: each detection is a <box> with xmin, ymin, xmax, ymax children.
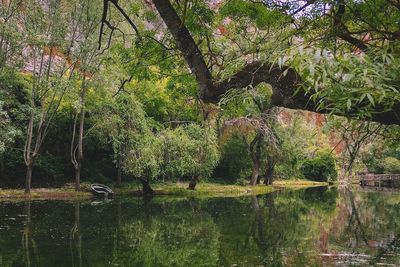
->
<box><xmin>0</xmin><ymin>180</ymin><xmax>328</xmax><ymax>200</ymax></box>
<box><xmin>0</xmin><ymin>0</ymin><xmax>399</xmax><ymax>196</ymax></box>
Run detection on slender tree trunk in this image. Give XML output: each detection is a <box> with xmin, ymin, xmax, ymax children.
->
<box><xmin>24</xmin><ymin>109</ymin><xmax>35</xmax><ymax>194</ymax></box>
<box><xmin>71</xmin><ymin>79</ymin><xmax>86</xmax><ymax>191</ymax></box>
<box><xmin>23</xmin><ymin>109</ymin><xmax>44</xmax><ymax>194</ymax></box>
<box><xmin>25</xmin><ymin>162</ymin><xmax>33</xmax><ymax>193</ymax></box>
<box><xmin>74</xmin><ymin>163</ymin><xmax>81</xmax><ymax>191</ymax></box>
<box><xmin>188</xmin><ymin>175</ymin><xmax>199</xmax><ymax>190</ymax></box>
<box><xmin>339</xmin><ymin>152</ymin><xmax>354</xmax><ymax>183</ymax></box>
<box><xmin>74</xmin><ymin>121</ymin><xmax>83</xmax><ymax>191</ymax></box>
<box><xmin>75</xmin><ymin>85</ymin><xmax>86</xmax><ymax>191</ymax></box>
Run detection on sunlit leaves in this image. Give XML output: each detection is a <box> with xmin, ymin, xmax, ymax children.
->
<box><xmin>220</xmin><ymin>0</ymin><xmax>289</xmax><ymax>29</ymax></box>
<box><xmin>287</xmin><ymin>46</ymin><xmax>400</xmax><ymax>120</ymax></box>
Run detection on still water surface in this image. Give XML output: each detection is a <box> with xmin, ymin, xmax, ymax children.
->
<box><xmin>1</xmin><ymin>186</ymin><xmax>400</xmax><ymax>266</ymax></box>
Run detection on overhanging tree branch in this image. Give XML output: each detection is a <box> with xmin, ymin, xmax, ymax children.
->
<box><xmin>126</xmin><ymin>0</ymin><xmax>400</xmax><ymax>125</ymax></box>
<box><xmin>150</xmin><ymin>0</ymin><xmax>400</xmax><ymax>125</ymax></box>
<box><xmin>151</xmin><ymin>0</ymin><xmax>214</xmax><ymax>100</ymax></box>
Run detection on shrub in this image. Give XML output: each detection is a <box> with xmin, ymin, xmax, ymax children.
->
<box><xmin>300</xmin><ymin>151</ymin><xmax>337</xmax><ymax>182</ymax></box>
<box><xmin>382</xmin><ymin>157</ymin><xmax>400</xmax><ymax>174</ymax></box>
<box><xmin>213</xmin><ymin>134</ymin><xmax>252</xmax><ymax>183</ymax></box>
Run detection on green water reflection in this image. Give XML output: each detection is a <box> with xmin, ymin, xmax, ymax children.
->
<box><xmin>1</xmin><ymin>186</ymin><xmax>400</xmax><ymax>266</ymax></box>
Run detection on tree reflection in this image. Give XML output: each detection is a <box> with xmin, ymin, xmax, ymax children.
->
<box><xmin>216</xmin><ymin>187</ymin><xmax>339</xmax><ymax>266</ymax></box>
<box><xmin>111</xmin><ymin>208</ymin><xmax>219</xmax><ymax>267</ymax></box>
<box><xmin>70</xmin><ymin>202</ymin><xmax>82</xmax><ymax>267</ymax></box>
<box><xmin>330</xmin><ymin>187</ymin><xmax>400</xmax><ymax>265</ymax></box>
<box><xmin>5</xmin><ymin>187</ymin><xmax>400</xmax><ymax>266</ymax></box>
<box><xmin>21</xmin><ymin>201</ymin><xmax>40</xmax><ymax>267</ymax></box>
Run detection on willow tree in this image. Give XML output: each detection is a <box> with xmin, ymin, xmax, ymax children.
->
<box><xmin>98</xmin><ymin>93</ymin><xmax>159</xmax><ymax>194</ymax></box>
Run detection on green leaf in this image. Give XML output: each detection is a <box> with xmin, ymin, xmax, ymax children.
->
<box><xmin>359</xmin><ymin>93</ymin><xmax>366</xmax><ymax>103</ymax></box>
<box><xmin>346</xmin><ymin>99</ymin><xmax>351</xmax><ymax>110</ymax></box>
<box><xmin>366</xmin><ymin>93</ymin><xmax>375</xmax><ymax>106</ymax></box>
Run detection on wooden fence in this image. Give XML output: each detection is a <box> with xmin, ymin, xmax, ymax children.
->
<box><xmin>356</xmin><ymin>174</ymin><xmax>400</xmax><ymax>187</ymax></box>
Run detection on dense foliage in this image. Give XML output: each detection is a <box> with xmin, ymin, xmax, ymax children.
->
<box><xmin>0</xmin><ymin>0</ymin><xmax>399</xmax><ymax>192</ymax></box>
<box><xmin>301</xmin><ymin>151</ymin><xmax>338</xmax><ymax>182</ymax></box>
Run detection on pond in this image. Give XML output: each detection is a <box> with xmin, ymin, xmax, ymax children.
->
<box><xmin>1</xmin><ymin>186</ymin><xmax>400</xmax><ymax>266</ymax></box>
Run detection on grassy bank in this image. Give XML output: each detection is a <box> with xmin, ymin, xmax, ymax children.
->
<box><xmin>272</xmin><ymin>179</ymin><xmax>330</xmax><ymax>188</ymax></box>
<box><xmin>115</xmin><ymin>182</ymin><xmax>277</xmax><ymax>198</ymax></box>
<box><xmin>0</xmin><ymin>180</ymin><xmax>328</xmax><ymax>200</ymax></box>
<box><xmin>0</xmin><ymin>188</ymin><xmax>92</xmax><ymax>200</ymax></box>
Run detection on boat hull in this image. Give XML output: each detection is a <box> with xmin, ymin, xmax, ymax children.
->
<box><xmin>90</xmin><ymin>184</ymin><xmax>114</xmax><ymax>198</ymax></box>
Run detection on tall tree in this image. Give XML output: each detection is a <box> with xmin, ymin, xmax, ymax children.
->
<box><xmin>22</xmin><ymin>0</ymin><xmax>77</xmax><ymax>193</ymax></box>
<box><xmin>69</xmin><ymin>0</ymin><xmax>101</xmax><ymax>191</ymax></box>
<box><xmin>19</xmin><ymin>0</ymin><xmax>103</xmax><ymax>193</ymax></box>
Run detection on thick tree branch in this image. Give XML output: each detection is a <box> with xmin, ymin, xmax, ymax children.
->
<box><xmin>213</xmin><ymin>62</ymin><xmax>308</xmax><ymax>110</ymax></box>
<box><xmin>213</xmin><ymin>62</ymin><xmax>400</xmax><ymax>125</ymax></box>
<box><xmin>152</xmin><ymin>0</ymin><xmax>214</xmax><ymax>100</ymax></box>
<box><xmin>98</xmin><ymin>0</ymin><xmax>109</xmax><ymax>49</ymax></box>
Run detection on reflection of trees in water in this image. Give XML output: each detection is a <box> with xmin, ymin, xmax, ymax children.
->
<box><xmin>111</xmin><ymin>205</ymin><xmax>219</xmax><ymax>267</ymax></box>
<box><xmin>70</xmin><ymin>202</ymin><xmax>82</xmax><ymax>267</ymax></box>
<box><xmin>346</xmin><ymin>188</ymin><xmax>369</xmax><ymax>246</ymax></box>
<box><xmin>330</xmin><ymin>187</ymin><xmax>400</xmax><ymax>265</ymax></box>
<box><xmin>216</xmin><ymin>187</ymin><xmax>339</xmax><ymax>266</ymax></box>
<box><xmin>22</xmin><ymin>201</ymin><xmax>39</xmax><ymax>267</ymax></box>
<box><xmin>6</xmin><ymin>187</ymin><xmax>400</xmax><ymax>266</ymax></box>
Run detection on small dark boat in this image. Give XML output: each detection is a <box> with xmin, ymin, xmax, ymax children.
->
<box><xmin>90</xmin><ymin>184</ymin><xmax>114</xmax><ymax>198</ymax></box>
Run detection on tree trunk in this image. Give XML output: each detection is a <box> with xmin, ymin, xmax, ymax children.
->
<box><xmin>75</xmin><ymin>85</ymin><xmax>85</xmax><ymax>191</ymax></box>
<box><xmin>250</xmin><ymin>160</ymin><xmax>260</xmax><ymax>186</ymax></box>
<box><xmin>138</xmin><ymin>178</ymin><xmax>155</xmax><ymax>196</ymax></box>
<box><xmin>264</xmin><ymin>157</ymin><xmax>276</xmax><ymax>185</ymax></box>
<box><xmin>25</xmin><ymin>162</ymin><xmax>33</xmax><ymax>194</ymax></box>
<box><xmin>249</xmin><ymin>133</ymin><xmax>262</xmax><ymax>186</ymax></box>
<box><xmin>74</xmin><ymin>163</ymin><xmax>81</xmax><ymax>191</ymax></box>
<box><xmin>264</xmin><ymin>166</ymin><xmax>274</xmax><ymax>185</ymax></box>
<box><xmin>71</xmin><ymin>80</ymin><xmax>86</xmax><ymax>191</ymax></box>
<box><xmin>188</xmin><ymin>175</ymin><xmax>199</xmax><ymax>190</ymax></box>
<box><xmin>24</xmin><ymin>109</ymin><xmax>35</xmax><ymax>194</ymax></box>
<box><xmin>256</xmin><ymin>175</ymin><xmax>262</xmax><ymax>184</ymax></box>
